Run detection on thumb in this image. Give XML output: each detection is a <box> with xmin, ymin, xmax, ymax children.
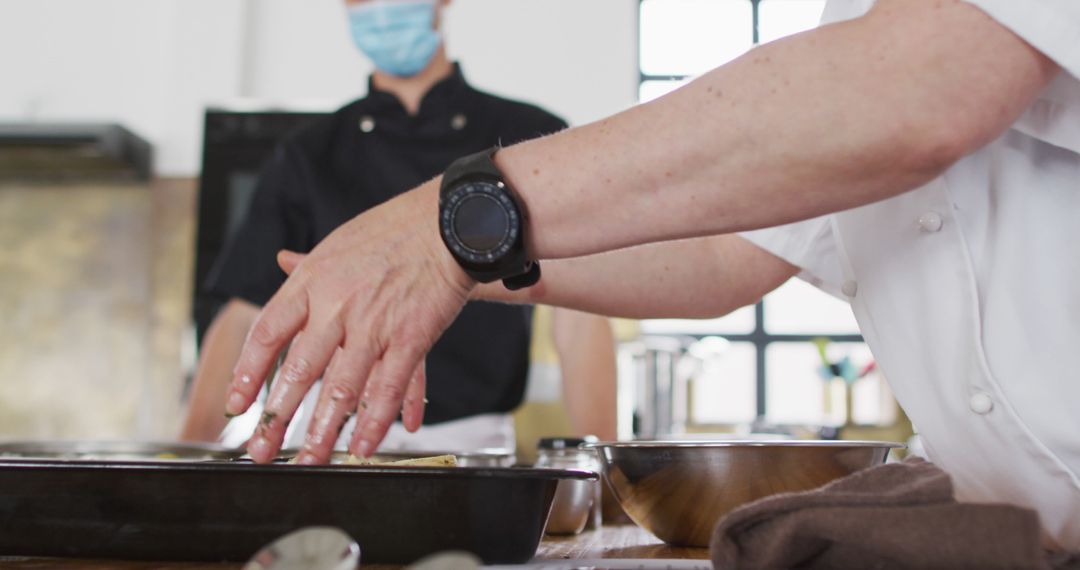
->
<box><xmin>277</xmin><ymin>250</ymin><xmax>307</xmax><ymax>275</ymax></box>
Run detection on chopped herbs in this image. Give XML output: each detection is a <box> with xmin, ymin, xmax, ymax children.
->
<box><xmin>260</xmin><ymin>411</ymin><xmax>277</xmax><ymax>427</ymax></box>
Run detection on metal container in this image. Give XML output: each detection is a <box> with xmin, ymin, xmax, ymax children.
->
<box><xmin>591</xmin><ymin>440</ymin><xmax>904</xmax><ymax>547</ymax></box>
<box><xmin>617</xmin><ymin>336</ymin><xmax>698</xmax><ymax>439</ymax></box>
<box><xmin>535</xmin><ymin>438</ymin><xmax>602</xmax><ymax>535</ymax></box>
<box><xmin>0</xmin><ymin>440</ymin><xmax>243</xmax><ymax>462</ymax></box>
<box><xmin>0</xmin><ymin>459</ymin><xmax>594</xmax><ymax>564</ymax></box>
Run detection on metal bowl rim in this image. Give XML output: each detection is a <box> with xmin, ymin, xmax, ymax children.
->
<box><xmin>585</xmin><ymin>439</ymin><xmax>906</xmax><ymax>449</ymax></box>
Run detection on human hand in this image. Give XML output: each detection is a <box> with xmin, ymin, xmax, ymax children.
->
<box><xmin>223</xmin><ymin>182</ymin><xmax>476</xmax><ymax>464</ymax></box>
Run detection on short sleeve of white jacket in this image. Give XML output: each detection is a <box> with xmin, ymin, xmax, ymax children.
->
<box><xmin>739</xmin><ymin>218</ymin><xmax>845</xmax><ymax>299</ymax></box>
<box><xmin>962</xmin><ymin>0</ymin><xmax>1080</xmax><ymax>153</ymax></box>
<box><xmin>962</xmin><ymin>0</ymin><xmax>1080</xmax><ymax>80</ymax></box>
<box><xmin>823</xmin><ymin>0</ymin><xmax>1080</xmax><ymax>78</ymax></box>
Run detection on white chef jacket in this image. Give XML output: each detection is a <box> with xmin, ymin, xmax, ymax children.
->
<box><xmin>741</xmin><ymin>0</ymin><xmax>1080</xmax><ymax>548</ymax></box>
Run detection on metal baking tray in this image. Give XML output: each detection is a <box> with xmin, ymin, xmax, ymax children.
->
<box><xmin>0</xmin><ymin>459</ymin><xmax>594</xmax><ymax>564</ymax></box>
<box><xmin>0</xmin><ymin>440</ymin><xmax>515</xmax><ymax>467</ymax></box>
<box><xmin>0</xmin><ymin>440</ymin><xmax>243</xmax><ymax>462</ymax></box>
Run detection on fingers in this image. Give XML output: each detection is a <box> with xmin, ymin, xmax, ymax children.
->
<box><xmin>401</xmin><ymin>361</ymin><xmax>427</xmax><ymax>433</ymax></box>
<box><xmin>276</xmin><ymin>250</ymin><xmax>307</xmax><ymax>276</ymax></box>
<box><xmin>292</xmin><ymin>349</ymin><xmax>359</xmax><ymax>465</ymax></box>
<box><xmin>226</xmin><ymin>290</ymin><xmax>310</xmax><ymax>418</ymax></box>
<box><xmin>246</xmin><ymin>318</ymin><xmax>345</xmax><ymax>463</ymax></box>
<box><xmin>349</xmin><ymin>345</ymin><xmax>425</xmax><ymax>458</ymax></box>
<box><xmin>301</xmin><ymin>335</ymin><xmax>379</xmax><ymax>460</ymax></box>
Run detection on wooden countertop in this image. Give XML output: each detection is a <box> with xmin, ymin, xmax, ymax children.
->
<box><xmin>535</xmin><ymin>525</ymin><xmax>708</xmax><ymax>562</ymax></box>
<box><xmin>0</xmin><ymin>525</ymin><xmax>709</xmax><ymax>569</ymax></box>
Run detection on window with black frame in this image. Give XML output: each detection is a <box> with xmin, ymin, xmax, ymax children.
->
<box><xmin>637</xmin><ymin>0</ymin><xmax>898</xmax><ymax>432</ymax></box>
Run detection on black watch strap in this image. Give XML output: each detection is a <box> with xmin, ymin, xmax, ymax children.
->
<box><xmin>503</xmin><ymin>262</ymin><xmax>541</xmax><ymax>291</ymax></box>
<box><xmin>441</xmin><ymin>147</ymin><xmax>503</xmax><ymax>190</ymax></box>
<box><xmin>440</xmin><ymin>147</ymin><xmax>541</xmax><ymax>290</ymax></box>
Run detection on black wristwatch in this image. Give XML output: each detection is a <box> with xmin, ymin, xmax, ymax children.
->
<box><xmin>439</xmin><ymin>147</ymin><xmax>540</xmax><ymax>290</ymax></box>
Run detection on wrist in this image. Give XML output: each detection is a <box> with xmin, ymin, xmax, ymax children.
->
<box><xmin>438</xmin><ymin>147</ymin><xmax>540</xmax><ymax>290</ymax></box>
<box><xmin>417</xmin><ymin>180</ymin><xmax>477</xmax><ymax>296</ymax></box>
<box><xmin>489</xmin><ymin>145</ymin><xmax>538</xmax><ymax>259</ymax></box>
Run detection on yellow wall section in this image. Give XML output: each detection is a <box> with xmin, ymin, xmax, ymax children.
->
<box><xmin>513</xmin><ymin>307</ymin><xmax>638</xmax><ymax>463</ymax></box>
<box><xmin>514</xmin><ymin>306</ymin><xmax>573</xmax><ymax>464</ymax></box>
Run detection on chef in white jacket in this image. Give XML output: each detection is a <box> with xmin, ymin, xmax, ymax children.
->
<box><xmin>222</xmin><ymin>0</ymin><xmax>1080</xmax><ymax>549</ymax></box>
<box><xmin>736</xmin><ymin>0</ymin><xmax>1080</xmax><ymax>549</ymax></box>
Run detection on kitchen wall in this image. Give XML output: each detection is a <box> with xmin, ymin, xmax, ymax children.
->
<box><xmin>0</xmin><ymin>180</ymin><xmax>196</xmax><ymax>440</ymax></box>
<box><xmin>0</xmin><ymin>0</ymin><xmax>640</xmax><ymax>176</ymax></box>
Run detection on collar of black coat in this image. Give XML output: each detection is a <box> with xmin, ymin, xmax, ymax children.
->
<box><xmin>362</xmin><ymin>62</ymin><xmax>470</xmax><ymax>120</ymax></box>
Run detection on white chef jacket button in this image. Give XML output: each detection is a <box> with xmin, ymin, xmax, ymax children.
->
<box><xmin>359</xmin><ymin>116</ymin><xmax>376</xmax><ymax>133</ymax></box>
<box><xmin>450</xmin><ymin>113</ymin><xmax>468</xmax><ymax>131</ymax></box>
<box><xmin>969</xmin><ymin>392</ymin><xmax>994</xmax><ymax>415</ymax></box>
<box><xmin>918</xmin><ymin>211</ymin><xmax>944</xmax><ymax>233</ymax></box>
<box><xmin>841</xmin><ymin>280</ymin><xmax>858</xmax><ymax>298</ymax></box>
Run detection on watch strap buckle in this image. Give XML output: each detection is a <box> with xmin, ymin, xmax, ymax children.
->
<box><xmin>502</xmin><ymin>261</ymin><xmax>541</xmax><ymax>291</ymax></box>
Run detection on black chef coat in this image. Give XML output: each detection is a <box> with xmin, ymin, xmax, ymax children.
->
<box><xmin>206</xmin><ymin>64</ymin><xmax>567</xmax><ymax>425</ymax></box>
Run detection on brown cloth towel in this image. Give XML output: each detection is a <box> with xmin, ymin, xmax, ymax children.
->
<box><xmin>710</xmin><ymin>457</ymin><xmax>1080</xmax><ymax>570</ymax></box>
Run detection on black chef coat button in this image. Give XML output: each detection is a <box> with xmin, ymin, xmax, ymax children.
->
<box><xmin>451</xmin><ymin>113</ymin><xmax>468</xmax><ymax>131</ymax></box>
<box><xmin>359</xmin><ymin>116</ymin><xmax>376</xmax><ymax>133</ymax></box>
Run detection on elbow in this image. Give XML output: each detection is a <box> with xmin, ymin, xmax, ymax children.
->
<box><xmin>885</xmin><ymin>108</ymin><xmax>982</xmax><ymax>185</ymax></box>
<box><xmin>914</xmin><ymin>121</ymin><xmax>973</xmax><ymax>178</ymax></box>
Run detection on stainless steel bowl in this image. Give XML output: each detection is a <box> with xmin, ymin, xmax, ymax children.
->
<box><xmin>591</xmin><ymin>440</ymin><xmax>904</xmax><ymax>547</ymax></box>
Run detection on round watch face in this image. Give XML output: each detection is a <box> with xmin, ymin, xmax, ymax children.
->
<box><xmin>441</xmin><ymin>181</ymin><xmax>519</xmax><ymax>264</ymax></box>
<box><xmin>455</xmin><ymin>194</ymin><xmax>508</xmax><ymax>251</ymax></box>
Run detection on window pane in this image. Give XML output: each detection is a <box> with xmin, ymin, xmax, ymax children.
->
<box><xmin>758</xmin><ymin>0</ymin><xmax>827</xmax><ymax>44</ymax></box>
<box><xmin>764</xmin><ymin>278</ymin><xmax>859</xmax><ymax>335</ymax></box>
<box><xmin>765</xmin><ymin>341</ymin><xmax>873</xmax><ymax>426</ymax></box>
<box><xmin>640</xmin><ymin>0</ymin><xmax>753</xmax><ymax>77</ymax></box>
<box><xmin>851</xmin><ymin>366</ymin><xmax>899</xmax><ymax>426</ymax></box>
<box><xmin>689</xmin><ymin>341</ymin><xmax>757</xmax><ymax>425</ymax></box>
<box><xmin>641</xmin><ymin>304</ymin><xmax>756</xmax><ymax>336</ymax></box>
<box><xmin>639</xmin><ymin>78</ymin><xmax>690</xmax><ymax>103</ymax></box>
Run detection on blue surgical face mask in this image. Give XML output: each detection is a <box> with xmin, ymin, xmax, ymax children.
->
<box><xmin>348</xmin><ymin>0</ymin><xmax>441</xmax><ymax>78</ymax></box>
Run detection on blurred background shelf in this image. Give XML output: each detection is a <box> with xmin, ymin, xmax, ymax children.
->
<box><xmin>0</xmin><ymin>123</ymin><xmax>152</xmax><ymax>183</ymax></box>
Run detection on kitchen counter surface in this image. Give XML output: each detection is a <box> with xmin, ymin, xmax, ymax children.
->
<box><xmin>0</xmin><ymin>525</ymin><xmax>710</xmax><ymax>569</ymax></box>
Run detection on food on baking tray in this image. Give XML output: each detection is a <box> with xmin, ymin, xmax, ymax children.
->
<box><xmin>346</xmin><ymin>454</ymin><xmax>458</xmax><ymax>467</ymax></box>
<box><xmin>288</xmin><ymin>454</ymin><xmax>458</xmax><ymax>467</ymax></box>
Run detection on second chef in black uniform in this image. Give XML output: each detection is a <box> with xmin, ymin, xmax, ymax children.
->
<box><xmin>180</xmin><ymin>0</ymin><xmax>618</xmax><ymax>452</ymax></box>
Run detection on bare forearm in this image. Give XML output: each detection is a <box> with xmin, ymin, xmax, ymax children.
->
<box><xmin>553</xmin><ymin>309</ymin><xmax>618</xmax><ymax>441</ymax></box>
<box><xmin>477</xmin><ymin>235</ymin><xmax>797</xmax><ymax>320</ymax></box>
<box><xmin>498</xmin><ymin>0</ymin><xmax>1057</xmax><ymax>260</ymax></box>
<box><xmin>180</xmin><ymin>299</ymin><xmax>259</xmax><ymax>442</ymax></box>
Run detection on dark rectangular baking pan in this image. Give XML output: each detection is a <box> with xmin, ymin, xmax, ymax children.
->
<box><xmin>0</xmin><ymin>459</ymin><xmax>595</xmax><ymax>564</ymax></box>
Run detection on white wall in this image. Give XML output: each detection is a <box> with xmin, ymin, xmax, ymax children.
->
<box><xmin>240</xmin><ymin>0</ymin><xmax>367</xmax><ymax>104</ymax></box>
<box><xmin>0</xmin><ymin>0</ymin><xmax>247</xmax><ymax>176</ymax></box>
<box><xmin>446</xmin><ymin>0</ymin><xmax>640</xmax><ymax>128</ymax></box>
<box><xmin>0</xmin><ymin>0</ymin><xmax>639</xmax><ymax>176</ymax></box>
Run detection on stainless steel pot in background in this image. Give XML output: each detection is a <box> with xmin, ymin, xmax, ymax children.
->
<box><xmin>617</xmin><ymin>336</ymin><xmax>700</xmax><ymax>440</ymax></box>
